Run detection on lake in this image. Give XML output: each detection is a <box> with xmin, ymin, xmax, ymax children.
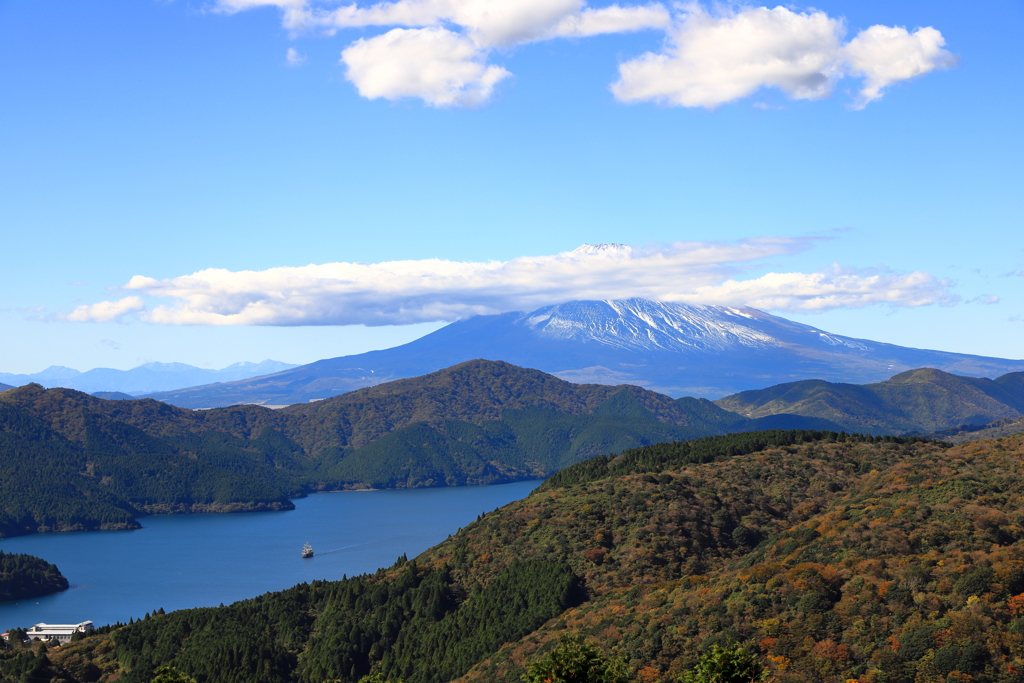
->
<box><xmin>0</xmin><ymin>480</ymin><xmax>541</xmax><ymax>630</ymax></box>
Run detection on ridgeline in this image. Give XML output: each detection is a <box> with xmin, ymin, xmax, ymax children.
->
<box><xmin>0</xmin><ymin>360</ymin><xmax>843</xmax><ymax>539</ymax></box>
<box><xmin>715</xmin><ymin>367</ymin><xmax>1024</xmax><ymax>434</ymax></box>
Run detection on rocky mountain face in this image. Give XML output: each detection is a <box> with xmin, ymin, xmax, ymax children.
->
<box><xmin>143</xmin><ymin>298</ymin><xmax>1024</xmax><ymax>408</ymax></box>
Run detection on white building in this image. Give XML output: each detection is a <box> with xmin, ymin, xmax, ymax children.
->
<box><xmin>10</xmin><ymin>622</ymin><xmax>94</xmax><ymax>644</ymax></box>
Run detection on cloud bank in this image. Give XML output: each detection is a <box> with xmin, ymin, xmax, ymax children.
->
<box><xmin>611</xmin><ymin>6</ymin><xmax>957</xmax><ymax>108</ymax></box>
<box><xmin>64</xmin><ymin>240</ymin><xmax>957</xmax><ymax>326</ymax></box>
<box><xmin>216</xmin><ymin>0</ymin><xmax>954</xmax><ymax>108</ymax></box>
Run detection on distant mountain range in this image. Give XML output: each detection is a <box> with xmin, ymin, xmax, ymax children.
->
<box><xmin>142</xmin><ymin>298</ymin><xmax>1024</xmax><ymax>408</ymax></box>
<box><xmin>716</xmin><ymin>367</ymin><xmax>1024</xmax><ymax>435</ymax></box>
<box><xmin>0</xmin><ymin>360</ymin><xmax>297</xmax><ymax>395</ymax></box>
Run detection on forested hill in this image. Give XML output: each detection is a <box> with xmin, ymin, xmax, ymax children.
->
<box><xmin>0</xmin><ymin>360</ymin><xmax>821</xmax><ymax>452</ymax></box>
<box><xmin>24</xmin><ymin>430</ymin><xmax>1024</xmax><ymax>683</ymax></box>
<box><xmin>0</xmin><ymin>383</ymin><xmax>12</xmax><ymax>392</ymax></box>
<box><xmin>0</xmin><ymin>391</ymin><xmax>303</xmax><ymax>539</ymax></box>
<box><xmin>0</xmin><ymin>551</ymin><xmax>69</xmax><ymax>602</ymax></box>
<box><xmin>716</xmin><ymin>367</ymin><xmax>1024</xmax><ymax>434</ymax></box>
<box><xmin>0</xmin><ymin>361</ymin><xmax>844</xmax><ymax>538</ymax></box>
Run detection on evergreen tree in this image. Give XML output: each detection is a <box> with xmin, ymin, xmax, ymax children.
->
<box><xmin>522</xmin><ymin>637</ymin><xmax>632</xmax><ymax>683</ymax></box>
<box><xmin>678</xmin><ymin>645</ymin><xmax>766</xmax><ymax>683</ymax></box>
<box><xmin>151</xmin><ymin>666</ymin><xmax>197</xmax><ymax>683</ymax></box>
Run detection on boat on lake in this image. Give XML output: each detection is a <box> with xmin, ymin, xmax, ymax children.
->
<box><xmin>302</xmin><ymin>542</ymin><xmax>314</xmax><ymax>559</ymax></box>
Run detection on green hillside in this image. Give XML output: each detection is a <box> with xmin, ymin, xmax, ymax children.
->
<box><xmin>18</xmin><ymin>430</ymin><xmax>1024</xmax><ymax>683</ymax></box>
<box><xmin>715</xmin><ymin>368</ymin><xmax>1024</xmax><ymax>434</ymax></box>
<box><xmin>0</xmin><ymin>397</ymin><xmax>303</xmax><ymax>538</ymax></box>
<box><xmin>0</xmin><ymin>551</ymin><xmax>68</xmax><ymax>602</ymax></box>
<box><xmin>0</xmin><ymin>361</ymin><xmax>844</xmax><ymax>538</ymax></box>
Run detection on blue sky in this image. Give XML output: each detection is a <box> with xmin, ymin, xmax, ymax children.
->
<box><xmin>1</xmin><ymin>0</ymin><xmax>1022</xmax><ymax>375</ymax></box>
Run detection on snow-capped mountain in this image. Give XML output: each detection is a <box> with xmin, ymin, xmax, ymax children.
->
<box><xmin>143</xmin><ymin>298</ymin><xmax>1024</xmax><ymax>408</ymax></box>
<box><xmin>521</xmin><ymin>298</ymin><xmax>867</xmax><ymax>353</ymax></box>
<box><xmin>569</xmin><ymin>243</ymin><xmax>631</xmax><ymax>256</ymax></box>
<box><xmin>520</xmin><ymin>300</ymin><xmax>778</xmax><ymax>351</ymax></box>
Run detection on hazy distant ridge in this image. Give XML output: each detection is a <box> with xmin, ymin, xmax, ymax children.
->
<box><xmin>0</xmin><ymin>360</ymin><xmax>297</xmax><ymax>395</ymax></box>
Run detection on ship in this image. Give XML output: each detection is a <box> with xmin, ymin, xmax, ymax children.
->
<box><xmin>302</xmin><ymin>542</ymin><xmax>314</xmax><ymax>559</ymax></box>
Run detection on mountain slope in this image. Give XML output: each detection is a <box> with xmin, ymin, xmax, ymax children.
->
<box><xmin>0</xmin><ymin>392</ymin><xmax>303</xmax><ymax>538</ymax></box>
<box><xmin>142</xmin><ymin>299</ymin><xmax>1024</xmax><ymax>408</ymax></box>
<box><xmin>716</xmin><ymin>367</ymin><xmax>1024</xmax><ymax>433</ymax></box>
<box><xmin>40</xmin><ymin>431</ymin><xmax>1024</xmax><ymax>683</ymax></box>
<box><xmin>0</xmin><ymin>361</ymin><xmax>842</xmax><ymax>537</ymax></box>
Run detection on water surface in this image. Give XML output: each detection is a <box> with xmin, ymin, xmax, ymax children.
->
<box><xmin>0</xmin><ymin>481</ymin><xmax>540</xmax><ymax>629</ymax></box>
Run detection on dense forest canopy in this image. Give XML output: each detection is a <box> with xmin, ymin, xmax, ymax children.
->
<box><xmin>7</xmin><ymin>430</ymin><xmax>1024</xmax><ymax>683</ymax></box>
<box><xmin>0</xmin><ymin>551</ymin><xmax>68</xmax><ymax>602</ymax></box>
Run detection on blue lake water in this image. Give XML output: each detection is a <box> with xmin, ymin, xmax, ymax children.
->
<box><xmin>0</xmin><ymin>481</ymin><xmax>541</xmax><ymax>630</ymax></box>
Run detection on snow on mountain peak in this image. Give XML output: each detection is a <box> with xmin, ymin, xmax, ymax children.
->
<box><xmin>516</xmin><ymin>298</ymin><xmax>781</xmax><ymax>353</ymax></box>
<box><xmin>571</xmin><ymin>243</ymin><xmax>631</xmax><ymax>255</ymax></box>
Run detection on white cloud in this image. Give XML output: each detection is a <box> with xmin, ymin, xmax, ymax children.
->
<box><xmin>613</xmin><ymin>5</ymin><xmax>842</xmax><ymax>107</ymax></box>
<box><xmin>216</xmin><ymin>0</ymin><xmax>304</xmax><ymax>10</ymax></box>
<box><xmin>61</xmin><ymin>240</ymin><xmax>957</xmax><ymax>326</ymax></box>
<box><xmin>65</xmin><ymin>296</ymin><xmax>145</xmax><ymax>323</ymax></box>
<box><xmin>341</xmin><ymin>28</ymin><xmax>511</xmax><ymax>106</ymax></box>
<box><xmin>612</xmin><ymin>5</ymin><xmax>955</xmax><ymax>108</ymax></box>
<box><xmin>285</xmin><ymin>47</ymin><xmax>305</xmax><ymax>65</ymax></box>
<box><xmin>215</xmin><ymin>0</ymin><xmax>313</xmax><ymax>30</ymax></box>
<box><xmin>320</xmin><ymin>0</ymin><xmax>587</xmax><ymax>47</ymax></box>
<box><xmin>843</xmin><ymin>25</ymin><xmax>957</xmax><ymax>108</ymax></box>
<box><xmin>214</xmin><ymin>1</ymin><xmax>954</xmax><ymax>108</ymax></box>
<box><xmin>688</xmin><ymin>267</ymin><xmax>958</xmax><ymax>312</ymax></box>
<box><xmin>548</xmin><ymin>5</ymin><xmax>671</xmax><ymax>38</ymax></box>
<box><xmin>227</xmin><ymin>0</ymin><xmax>670</xmax><ymax>46</ymax></box>
<box><xmin>214</xmin><ymin>0</ymin><xmax>676</xmax><ymax>105</ymax></box>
